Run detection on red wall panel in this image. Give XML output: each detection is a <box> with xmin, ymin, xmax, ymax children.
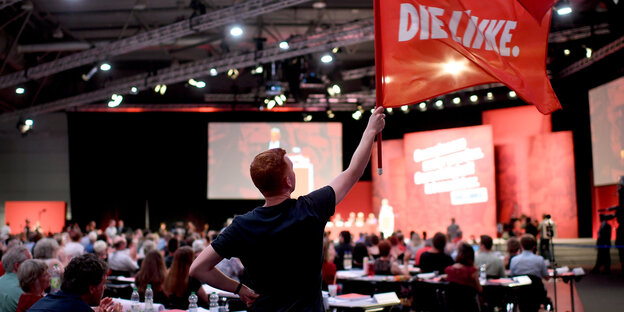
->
<box><xmin>592</xmin><ymin>184</ymin><xmax>618</xmax><ymax>240</ymax></box>
<box><xmin>5</xmin><ymin>201</ymin><xmax>66</xmax><ymax>235</ymax></box>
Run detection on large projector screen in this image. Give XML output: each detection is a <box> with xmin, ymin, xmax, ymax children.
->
<box><xmin>589</xmin><ymin>76</ymin><xmax>624</xmax><ymax>186</ymax></box>
<box><xmin>208</xmin><ymin>122</ymin><xmax>342</xmax><ymax>199</ymax></box>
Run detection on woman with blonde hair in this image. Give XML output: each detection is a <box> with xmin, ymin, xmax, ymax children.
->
<box><xmin>16</xmin><ymin>259</ymin><xmax>50</xmax><ymax>312</ymax></box>
<box><xmin>163</xmin><ymin>246</ymin><xmax>208</xmax><ymax>309</ymax></box>
<box><xmin>135</xmin><ymin>250</ymin><xmax>168</xmax><ymax>305</ymax></box>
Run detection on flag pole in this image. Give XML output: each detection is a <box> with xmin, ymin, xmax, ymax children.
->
<box><xmin>373</xmin><ymin>0</ymin><xmax>383</xmax><ymax>175</ymax></box>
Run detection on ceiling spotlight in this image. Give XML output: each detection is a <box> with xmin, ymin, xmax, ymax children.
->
<box><xmin>15</xmin><ymin>87</ymin><xmax>25</xmax><ymax>94</ymax></box>
<box><xmin>400</xmin><ymin>105</ymin><xmax>410</xmax><ymax>113</ymax></box>
<box><xmin>469</xmin><ymin>95</ymin><xmax>478</xmax><ymax>103</ymax></box>
<box><xmin>253</xmin><ymin>65</ymin><xmax>263</xmax><ymax>74</ymax></box>
<box><xmin>486</xmin><ymin>92</ymin><xmax>494</xmax><ymax>100</ymax></box>
<box><xmin>313</xmin><ymin>0</ymin><xmax>326</xmax><ymax>9</ymax></box>
<box><xmin>130</xmin><ymin>87</ymin><xmax>139</xmax><ymax>94</ymax></box>
<box><xmin>332</xmin><ymin>47</ymin><xmax>340</xmax><ymax>53</ymax></box>
<box><xmin>452</xmin><ymin>97</ymin><xmax>461</xmax><ymax>105</ymax></box>
<box><xmin>418</xmin><ymin>102</ymin><xmax>427</xmax><ymax>111</ymax></box>
<box><xmin>326</xmin><ymin>109</ymin><xmax>335</xmax><ymax>119</ymax></box>
<box><xmin>227</xmin><ymin>69</ymin><xmax>240</xmax><ymax>79</ymax></box>
<box><xmin>303</xmin><ymin>114</ymin><xmax>313</xmax><ymax>122</ymax></box>
<box><xmin>154</xmin><ymin>84</ymin><xmax>167</xmax><ymax>95</ymax></box>
<box><xmin>564</xmin><ymin>49</ymin><xmax>570</xmax><ymax>56</ymax></box>
<box><xmin>556</xmin><ymin>2</ymin><xmax>572</xmax><ymax>15</ymax></box>
<box><xmin>275</xmin><ymin>95</ymin><xmax>284</xmax><ymax>106</ymax></box>
<box><xmin>17</xmin><ymin>118</ymin><xmax>34</xmax><ymax>135</ymax></box>
<box><xmin>107</xmin><ymin>94</ymin><xmax>123</xmax><ymax>108</ymax></box>
<box><xmin>327</xmin><ymin>84</ymin><xmax>341</xmax><ymax>96</ymax></box>
<box><xmin>585</xmin><ymin>47</ymin><xmax>592</xmax><ymax>58</ymax></box>
<box><xmin>195</xmin><ymin>81</ymin><xmax>206</xmax><ymax>88</ymax></box>
<box><xmin>267</xmin><ymin>99</ymin><xmax>276</xmax><ymax>110</ymax></box>
<box><xmin>435</xmin><ymin>99</ymin><xmax>444</xmax><ymax>109</ymax></box>
<box><xmin>508</xmin><ymin>90</ymin><xmax>517</xmax><ymax>98</ymax></box>
<box><xmin>279</xmin><ymin>41</ymin><xmax>289</xmax><ymax>50</ymax></box>
<box><xmin>210</xmin><ymin>68</ymin><xmax>218</xmax><ymax>76</ymax></box>
<box><xmin>99</xmin><ymin>63</ymin><xmax>111</xmax><ymax>71</ymax></box>
<box><xmin>386</xmin><ymin>107</ymin><xmax>394</xmax><ymax>114</ymax></box>
<box><xmin>230</xmin><ymin>26</ymin><xmax>244</xmax><ymax>37</ymax></box>
<box><xmin>279</xmin><ymin>94</ymin><xmax>286</xmax><ymax>102</ymax></box>
<box><xmin>321</xmin><ymin>54</ymin><xmax>333</xmax><ymax>63</ymax></box>
<box><xmin>352</xmin><ymin>110</ymin><xmax>362</xmax><ymax>120</ymax></box>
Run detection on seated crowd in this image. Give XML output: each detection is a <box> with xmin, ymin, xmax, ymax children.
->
<box><xmin>0</xmin><ymin>218</ymin><xmax>551</xmax><ymax>312</ymax></box>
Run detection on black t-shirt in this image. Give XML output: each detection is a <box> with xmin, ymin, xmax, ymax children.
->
<box><xmin>211</xmin><ymin>186</ymin><xmax>336</xmax><ymax>312</ymax></box>
<box><xmin>419</xmin><ymin>251</ymin><xmax>454</xmax><ymax>273</ymax></box>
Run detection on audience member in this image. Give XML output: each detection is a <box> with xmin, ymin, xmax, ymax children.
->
<box><xmin>163</xmin><ymin>246</ymin><xmax>208</xmax><ymax>309</ymax></box>
<box><xmin>524</xmin><ymin>218</ymin><xmax>538</xmax><ymax>237</ymax></box>
<box><xmin>64</xmin><ymin>231</ymin><xmax>85</xmax><ymax>261</ymax></box>
<box><xmin>33</xmin><ymin>238</ymin><xmax>65</xmax><ymax>270</ymax></box>
<box><xmin>373</xmin><ymin>240</ymin><xmax>408</xmax><ymax>276</ymax></box>
<box><xmin>538</xmin><ymin>214</ymin><xmax>557</xmax><ymax>262</ymax></box>
<box><xmin>135</xmin><ymin>251</ymin><xmax>168</xmax><ymax>305</ymax></box>
<box><xmin>445</xmin><ymin>242</ymin><xmax>482</xmax><ymax>292</ymax></box>
<box><xmin>419</xmin><ymin>233</ymin><xmax>454</xmax><ymax>273</ymax></box>
<box><xmin>105</xmin><ymin>220</ymin><xmax>117</xmax><ymax>239</ymax></box>
<box><xmin>27</xmin><ymin>254</ymin><xmax>122</xmax><ymax>312</ymax></box>
<box><xmin>0</xmin><ymin>245</ymin><xmax>32</xmax><ymax>312</ymax></box>
<box><xmin>334</xmin><ymin>231</ymin><xmax>354</xmax><ymax>270</ymax></box>
<box><xmin>408</xmin><ymin>232</ymin><xmax>423</xmax><ymax>257</ymax></box>
<box><xmin>510</xmin><ymin>234</ymin><xmax>548</xmax><ymax>279</ymax></box>
<box><xmin>84</xmin><ymin>232</ymin><xmax>97</xmax><ymax>254</ymax></box>
<box><xmin>447</xmin><ymin>218</ymin><xmax>461</xmax><ymax>241</ymax></box>
<box><xmin>367</xmin><ymin>234</ymin><xmax>380</xmax><ymax>259</ymax></box>
<box><xmin>16</xmin><ymin>259</ymin><xmax>49</xmax><ymax>312</ymax></box>
<box><xmin>165</xmin><ymin>237</ymin><xmax>178</xmax><ymax>269</ymax></box>
<box><xmin>322</xmin><ymin>238</ymin><xmax>337</xmax><ymax>288</ymax></box>
<box><xmin>504</xmin><ymin>237</ymin><xmax>521</xmax><ymax>270</ymax></box>
<box><xmin>108</xmin><ymin>236</ymin><xmax>138</xmax><ymax>276</ymax></box>
<box><xmin>352</xmin><ymin>242</ymin><xmax>369</xmax><ymax>269</ymax></box>
<box><xmin>592</xmin><ymin>214</ymin><xmax>613</xmax><ymax>274</ymax></box>
<box><xmin>414</xmin><ymin>239</ymin><xmax>433</xmax><ymax>266</ymax></box>
<box><xmin>93</xmin><ymin>241</ymin><xmax>108</xmax><ymax>260</ymax></box>
<box><xmin>475</xmin><ymin>235</ymin><xmax>506</xmax><ymax>278</ymax></box>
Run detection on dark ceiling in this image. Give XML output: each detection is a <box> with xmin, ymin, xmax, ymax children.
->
<box><xmin>0</xmin><ymin>0</ymin><xmax>622</xmax><ymax>120</ymax></box>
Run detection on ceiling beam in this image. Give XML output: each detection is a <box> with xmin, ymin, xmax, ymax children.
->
<box><xmin>556</xmin><ymin>34</ymin><xmax>624</xmax><ymax>79</ymax></box>
<box><xmin>0</xmin><ymin>0</ymin><xmax>313</xmax><ymax>90</ymax></box>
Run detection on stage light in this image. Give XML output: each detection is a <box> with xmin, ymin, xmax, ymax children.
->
<box><xmin>452</xmin><ymin>97</ymin><xmax>461</xmax><ymax>105</ymax></box>
<box><xmin>435</xmin><ymin>99</ymin><xmax>444</xmax><ymax>109</ymax></box>
<box><xmin>107</xmin><ymin>94</ymin><xmax>123</xmax><ymax>108</ymax></box>
<box><xmin>195</xmin><ymin>81</ymin><xmax>206</xmax><ymax>88</ymax></box>
<box><xmin>352</xmin><ymin>110</ymin><xmax>362</xmax><ymax>120</ymax></box>
<box><xmin>313</xmin><ymin>0</ymin><xmax>326</xmax><ymax>9</ymax></box>
<box><xmin>210</xmin><ymin>68</ymin><xmax>218</xmax><ymax>76</ymax></box>
<box><xmin>470</xmin><ymin>95</ymin><xmax>478</xmax><ymax>103</ymax></box>
<box><xmin>81</xmin><ymin>66</ymin><xmax>98</xmax><ymax>81</ymax></box>
<box><xmin>418</xmin><ymin>102</ymin><xmax>427</xmax><ymax>111</ymax></box>
<box><xmin>279</xmin><ymin>41</ymin><xmax>289</xmax><ymax>50</ymax></box>
<box><xmin>370</xmin><ymin>108</ymin><xmax>375</xmax><ymax>114</ymax></box>
<box><xmin>154</xmin><ymin>84</ymin><xmax>167</xmax><ymax>95</ymax></box>
<box><xmin>508</xmin><ymin>90</ymin><xmax>517</xmax><ymax>98</ymax></box>
<box><xmin>486</xmin><ymin>92</ymin><xmax>494</xmax><ymax>100</ymax></box>
<box><xmin>332</xmin><ymin>47</ymin><xmax>340</xmax><ymax>53</ymax></box>
<box><xmin>230</xmin><ymin>26</ymin><xmax>243</xmax><ymax>37</ymax></box>
<box><xmin>274</xmin><ymin>95</ymin><xmax>284</xmax><ymax>106</ymax></box>
<box><xmin>252</xmin><ymin>65</ymin><xmax>263</xmax><ymax>74</ymax></box>
<box><xmin>386</xmin><ymin>107</ymin><xmax>394</xmax><ymax>114</ymax></box>
<box><xmin>321</xmin><ymin>54</ymin><xmax>333</xmax><ymax>63</ymax></box>
<box><xmin>326</xmin><ymin>109</ymin><xmax>335</xmax><ymax>119</ymax></box>
<box><xmin>15</xmin><ymin>87</ymin><xmax>25</xmax><ymax>94</ymax></box>
<box><xmin>401</xmin><ymin>105</ymin><xmax>410</xmax><ymax>113</ymax></box>
<box><xmin>586</xmin><ymin>47</ymin><xmax>592</xmax><ymax>58</ymax></box>
<box><xmin>267</xmin><ymin>100</ymin><xmax>276</xmax><ymax>110</ymax></box>
<box><xmin>556</xmin><ymin>2</ymin><xmax>572</xmax><ymax>16</ymax></box>
<box><xmin>130</xmin><ymin>87</ymin><xmax>138</xmax><ymax>94</ymax></box>
<box><xmin>564</xmin><ymin>49</ymin><xmax>570</xmax><ymax>56</ymax></box>
<box><xmin>442</xmin><ymin>60</ymin><xmax>467</xmax><ymax>76</ymax></box>
<box><xmin>279</xmin><ymin>94</ymin><xmax>286</xmax><ymax>102</ymax></box>
<box><xmin>303</xmin><ymin>114</ymin><xmax>313</xmax><ymax>122</ymax></box>
<box><xmin>227</xmin><ymin>69</ymin><xmax>239</xmax><ymax>79</ymax></box>
<box><xmin>100</xmin><ymin>63</ymin><xmax>111</xmax><ymax>71</ymax></box>
<box><xmin>17</xmin><ymin>118</ymin><xmax>34</xmax><ymax>135</ymax></box>
<box><xmin>327</xmin><ymin>84</ymin><xmax>341</xmax><ymax>96</ymax></box>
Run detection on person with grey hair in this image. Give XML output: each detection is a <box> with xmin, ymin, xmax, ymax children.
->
<box><xmin>93</xmin><ymin>240</ymin><xmax>108</xmax><ymax>260</ymax></box>
<box><xmin>33</xmin><ymin>238</ymin><xmax>60</xmax><ymax>260</ymax></box>
<box><xmin>16</xmin><ymin>259</ymin><xmax>49</xmax><ymax>312</ymax></box>
<box><xmin>0</xmin><ymin>245</ymin><xmax>32</xmax><ymax>312</ymax></box>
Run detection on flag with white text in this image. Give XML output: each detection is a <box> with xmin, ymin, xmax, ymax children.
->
<box><xmin>374</xmin><ymin>0</ymin><xmax>561</xmax><ymax>114</ymax></box>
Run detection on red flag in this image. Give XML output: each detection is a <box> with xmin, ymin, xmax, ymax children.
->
<box><xmin>517</xmin><ymin>0</ymin><xmax>558</xmax><ymax>22</ymax></box>
<box><xmin>374</xmin><ymin>0</ymin><xmax>561</xmax><ymax>114</ymax></box>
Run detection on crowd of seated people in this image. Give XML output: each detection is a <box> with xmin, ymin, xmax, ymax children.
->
<box><xmin>0</xmin><ymin>218</ymin><xmax>556</xmax><ymax>312</ymax></box>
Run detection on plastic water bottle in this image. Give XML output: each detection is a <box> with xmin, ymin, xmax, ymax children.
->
<box><xmin>49</xmin><ymin>264</ymin><xmax>61</xmax><ymax>293</ymax></box>
<box><xmin>130</xmin><ymin>288</ymin><xmax>140</xmax><ymax>312</ymax></box>
<box><xmin>145</xmin><ymin>284</ymin><xmax>154</xmax><ymax>312</ymax></box>
<box><xmin>209</xmin><ymin>292</ymin><xmax>219</xmax><ymax>312</ymax></box>
<box><xmin>343</xmin><ymin>251</ymin><xmax>352</xmax><ymax>270</ymax></box>
<box><xmin>479</xmin><ymin>264</ymin><xmax>487</xmax><ymax>284</ymax></box>
<box><xmin>188</xmin><ymin>291</ymin><xmax>198</xmax><ymax>312</ymax></box>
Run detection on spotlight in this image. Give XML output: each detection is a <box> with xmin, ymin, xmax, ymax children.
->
<box><xmin>556</xmin><ymin>2</ymin><xmax>572</xmax><ymax>15</ymax></box>
<box><xmin>252</xmin><ymin>65</ymin><xmax>263</xmax><ymax>74</ymax></box>
<box><xmin>486</xmin><ymin>92</ymin><xmax>494</xmax><ymax>100</ymax></box>
<box><xmin>332</xmin><ymin>47</ymin><xmax>340</xmax><ymax>53</ymax></box>
<box><xmin>15</xmin><ymin>87</ymin><xmax>25</xmax><ymax>94</ymax></box>
<box><xmin>107</xmin><ymin>94</ymin><xmax>123</xmax><ymax>107</ymax></box>
<box><xmin>357</xmin><ymin>104</ymin><xmax>364</xmax><ymax>113</ymax></box>
<box><xmin>195</xmin><ymin>81</ymin><xmax>206</xmax><ymax>88</ymax></box>
<box><xmin>279</xmin><ymin>41</ymin><xmax>289</xmax><ymax>50</ymax></box>
<box><xmin>100</xmin><ymin>63</ymin><xmax>111</xmax><ymax>71</ymax></box>
<box><xmin>320</xmin><ymin>54</ymin><xmax>333</xmax><ymax>63</ymax></box>
<box><xmin>227</xmin><ymin>69</ymin><xmax>240</xmax><ymax>79</ymax></box>
<box><xmin>279</xmin><ymin>94</ymin><xmax>286</xmax><ymax>102</ymax></box>
<box><xmin>275</xmin><ymin>95</ymin><xmax>284</xmax><ymax>106</ymax></box>
<box><xmin>17</xmin><ymin>118</ymin><xmax>34</xmax><ymax>135</ymax></box>
<box><xmin>230</xmin><ymin>26</ymin><xmax>244</xmax><ymax>37</ymax></box>
<box><xmin>81</xmin><ymin>66</ymin><xmax>98</xmax><ymax>81</ymax></box>
<box><xmin>327</xmin><ymin>84</ymin><xmax>341</xmax><ymax>96</ymax></box>
<box><xmin>435</xmin><ymin>99</ymin><xmax>444</xmax><ymax>109</ymax></box>
<box><xmin>452</xmin><ymin>97</ymin><xmax>461</xmax><ymax>105</ymax></box>
<box><xmin>469</xmin><ymin>95</ymin><xmax>478</xmax><ymax>103</ymax></box>
<box><xmin>154</xmin><ymin>84</ymin><xmax>167</xmax><ymax>95</ymax></box>
<box><xmin>326</xmin><ymin>109</ymin><xmax>335</xmax><ymax>119</ymax></box>
<box><xmin>130</xmin><ymin>87</ymin><xmax>139</xmax><ymax>94</ymax></box>
<box><xmin>313</xmin><ymin>0</ymin><xmax>326</xmax><ymax>9</ymax></box>
<box><xmin>585</xmin><ymin>47</ymin><xmax>592</xmax><ymax>58</ymax></box>
<box><xmin>401</xmin><ymin>105</ymin><xmax>410</xmax><ymax>113</ymax></box>
<box><xmin>508</xmin><ymin>90</ymin><xmax>517</xmax><ymax>98</ymax></box>
<box><xmin>352</xmin><ymin>110</ymin><xmax>362</xmax><ymax>120</ymax></box>
<box><xmin>418</xmin><ymin>102</ymin><xmax>427</xmax><ymax>111</ymax></box>
<box><xmin>303</xmin><ymin>114</ymin><xmax>313</xmax><ymax>122</ymax></box>
<box><xmin>210</xmin><ymin>68</ymin><xmax>218</xmax><ymax>76</ymax></box>
<box><xmin>564</xmin><ymin>49</ymin><xmax>570</xmax><ymax>56</ymax></box>
<box><xmin>267</xmin><ymin>100</ymin><xmax>276</xmax><ymax>110</ymax></box>
<box><xmin>386</xmin><ymin>107</ymin><xmax>394</xmax><ymax>114</ymax></box>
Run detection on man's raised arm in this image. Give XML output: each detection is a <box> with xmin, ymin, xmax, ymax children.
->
<box><xmin>329</xmin><ymin>106</ymin><xmax>385</xmax><ymax>205</ymax></box>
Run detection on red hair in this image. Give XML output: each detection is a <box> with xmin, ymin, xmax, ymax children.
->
<box><xmin>249</xmin><ymin>148</ymin><xmax>288</xmax><ymax>196</ymax></box>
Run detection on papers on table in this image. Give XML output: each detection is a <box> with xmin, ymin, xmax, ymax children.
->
<box><xmin>328</xmin><ymin>292</ymin><xmax>400</xmax><ymax>309</ymax></box>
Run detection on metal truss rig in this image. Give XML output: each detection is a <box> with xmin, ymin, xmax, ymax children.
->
<box><xmin>556</xmin><ymin>34</ymin><xmax>624</xmax><ymax>79</ymax></box>
<box><xmin>0</xmin><ymin>18</ymin><xmax>375</xmax><ymax>123</ymax></box>
<box><xmin>0</xmin><ymin>0</ymin><xmax>21</xmax><ymax>10</ymax></box>
<box><xmin>0</xmin><ymin>0</ymin><xmax>312</xmax><ymax>89</ymax></box>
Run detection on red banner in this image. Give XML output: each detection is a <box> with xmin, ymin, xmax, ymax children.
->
<box><xmin>374</xmin><ymin>0</ymin><xmax>561</xmax><ymax>114</ymax></box>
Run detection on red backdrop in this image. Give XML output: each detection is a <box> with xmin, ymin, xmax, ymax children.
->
<box><xmin>592</xmin><ymin>184</ymin><xmax>618</xmax><ymax>240</ymax></box>
<box><xmin>5</xmin><ymin>201</ymin><xmax>66</xmax><ymax>234</ymax></box>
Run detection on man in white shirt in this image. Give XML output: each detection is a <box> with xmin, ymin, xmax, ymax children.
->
<box><xmin>475</xmin><ymin>235</ymin><xmax>506</xmax><ymax>278</ymax></box>
<box><xmin>108</xmin><ymin>236</ymin><xmax>138</xmax><ymax>275</ymax></box>
<box><xmin>537</xmin><ymin>214</ymin><xmax>556</xmax><ymax>262</ymax></box>
<box><xmin>510</xmin><ymin>234</ymin><xmax>548</xmax><ymax>279</ymax></box>
<box><xmin>65</xmin><ymin>231</ymin><xmax>85</xmax><ymax>260</ymax></box>
<box><xmin>105</xmin><ymin>220</ymin><xmax>117</xmax><ymax>239</ymax></box>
